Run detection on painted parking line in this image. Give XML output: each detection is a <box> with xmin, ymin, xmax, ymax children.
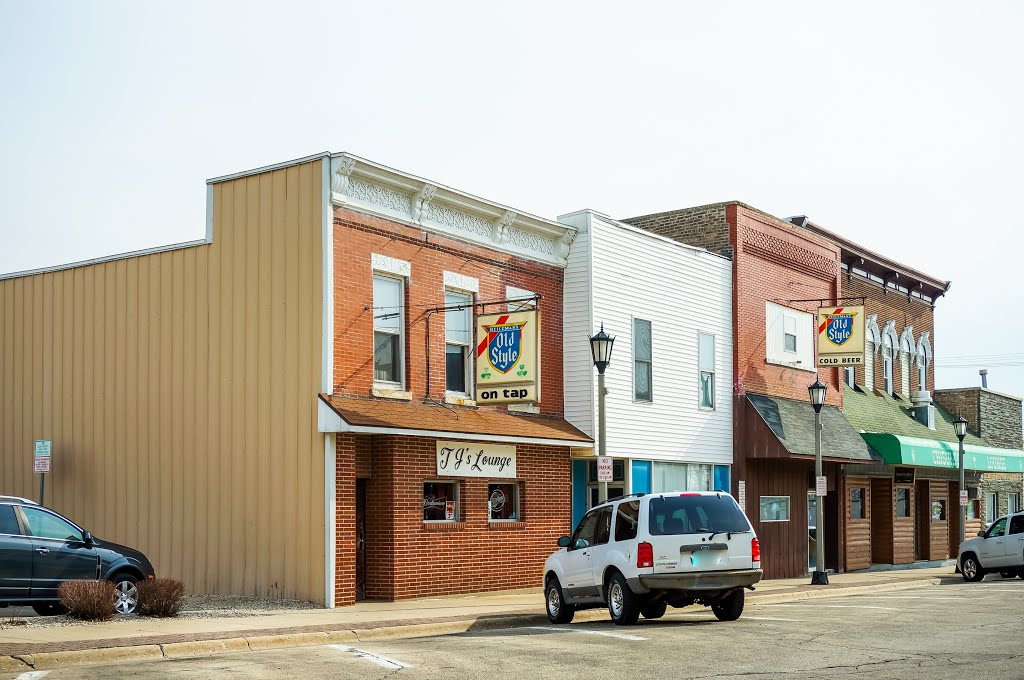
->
<box><xmin>328</xmin><ymin>645</ymin><xmax>412</xmax><ymax>669</ymax></box>
<box><xmin>525</xmin><ymin>626</ymin><xmax>648</xmax><ymax>641</ymax></box>
<box><xmin>665</xmin><ymin>613</ymin><xmax>803</xmax><ymax>622</ymax></box>
<box><xmin>766</xmin><ymin>604</ymin><xmax>897</xmax><ymax>611</ymax></box>
<box><xmin>15</xmin><ymin>673</ymin><xmax>51</xmax><ymax>680</ymax></box>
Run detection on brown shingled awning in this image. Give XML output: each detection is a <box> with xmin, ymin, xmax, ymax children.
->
<box><xmin>318</xmin><ymin>394</ymin><xmax>593</xmax><ymax>447</ymax></box>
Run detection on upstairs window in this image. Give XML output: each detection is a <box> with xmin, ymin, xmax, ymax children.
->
<box><xmin>444</xmin><ymin>290</ymin><xmax>473</xmax><ymax>395</ymax></box>
<box><xmin>844</xmin><ymin>366</ymin><xmax>855</xmax><ymax>388</ymax></box>
<box><xmin>699</xmin><ymin>332</ymin><xmax>716</xmax><ymax>409</ymax></box>
<box><xmin>766</xmin><ymin>302</ymin><xmax>814</xmax><ymax>370</ymax></box>
<box><xmin>882</xmin><ymin>335</ymin><xmax>894</xmax><ymax>395</ymax></box>
<box><xmin>373</xmin><ymin>275</ymin><xmax>405</xmax><ymax>386</ymax></box>
<box><xmin>633</xmin><ymin>318</ymin><xmax>652</xmax><ymax>402</ymax></box>
<box><xmin>784</xmin><ymin>315</ymin><xmax>798</xmax><ymax>353</ymax></box>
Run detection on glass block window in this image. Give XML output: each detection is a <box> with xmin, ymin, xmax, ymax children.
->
<box><xmin>633</xmin><ymin>319</ymin><xmax>652</xmax><ymax>402</ymax></box>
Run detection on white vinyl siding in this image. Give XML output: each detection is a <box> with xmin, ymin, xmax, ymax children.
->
<box><xmin>560</xmin><ymin>211</ymin><xmax>732</xmax><ymax>466</ymax></box>
<box><xmin>766</xmin><ymin>302</ymin><xmax>814</xmax><ymax>371</ymax></box>
<box><xmin>864</xmin><ymin>340</ymin><xmax>875</xmax><ymax>389</ymax></box>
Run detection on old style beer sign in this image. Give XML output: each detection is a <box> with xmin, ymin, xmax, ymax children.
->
<box><xmin>816</xmin><ymin>305</ymin><xmax>865</xmax><ymax>367</ymax></box>
<box><xmin>475</xmin><ymin>309</ymin><xmax>540</xmax><ymax>404</ymax></box>
<box><xmin>436</xmin><ymin>441</ymin><xmax>517</xmax><ymax>478</ymax></box>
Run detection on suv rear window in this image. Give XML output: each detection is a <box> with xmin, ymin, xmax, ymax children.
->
<box><xmin>649</xmin><ymin>495</ymin><xmax>750</xmax><ymax>535</ymax></box>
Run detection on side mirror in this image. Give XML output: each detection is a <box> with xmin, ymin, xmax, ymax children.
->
<box><xmin>557</xmin><ymin>536</ymin><xmax>571</xmax><ymax>548</ymax></box>
<box><xmin>977</xmin><ymin>531</ymin><xmax>986</xmax><ymax>538</ymax></box>
<box><xmin>82</xmin><ymin>531</ymin><xmax>94</xmax><ymax>547</ymax></box>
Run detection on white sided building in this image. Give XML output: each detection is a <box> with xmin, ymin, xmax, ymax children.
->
<box><xmin>558</xmin><ymin>210</ymin><xmax>733</xmax><ymax>526</ymax></box>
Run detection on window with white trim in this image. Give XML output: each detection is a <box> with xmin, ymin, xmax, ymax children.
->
<box><xmin>444</xmin><ymin>290</ymin><xmax>473</xmax><ymax>395</ymax></box>
<box><xmin>1009</xmin><ymin>493</ymin><xmax>1021</xmax><ymax>515</ymax></box>
<box><xmin>985</xmin><ymin>492</ymin><xmax>998</xmax><ymax>523</ymax></box>
<box><xmin>633</xmin><ymin>318</ymin><xmax>652</xmax><ymax>402</ymax></box>
<box><xmin>766</xmin><ymin>302</ymin><xmax>814</xmax><ymax>370</ymax></box>
<box><xmin>784</xmin><ymin>315</ymin><xmax>797</xmax><ymax>353</ymax></box>
<box><xmin>882</xmin><ymin>334</ymin><xmax>894</xmax><ymax>394</ymax></box>
<box><xmin>699</xmin><ymin>332</ymin><xmax>715</xmax><ymax>409</ymax></box>
<box><xmin>900</xmin><ymin>350</ymin><xmax>911</xmax><ymax>395</ymax></box>
<box><xmin>844</xmin><ymin>366</ymin><xmax>855</xmax><ymax>387</ymax></box>
<box><xmin>373</xmin><ymin>275</ymin><xmax>404</xmax><ymax>387</ymax></box>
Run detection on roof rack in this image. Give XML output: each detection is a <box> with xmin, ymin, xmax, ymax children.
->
<box><xmin>602</xmin><ymin>492</ymin><xmax>646</xmax><ymax>505</ymax></box>
<box><xmin>0</xmin><ymin>496</ymin><xmax>36</xmax><ymax>504</ymax></box>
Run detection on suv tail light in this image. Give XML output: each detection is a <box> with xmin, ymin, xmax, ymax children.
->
<box><xmin>637</xmin><ymin>541</ymin><xmax>654</xmax><ymax>569</ymax></box>
<box><xmin>751</xmin><ymin>537</ymin><xmax>761</xmax><ymax>569</ymax></box>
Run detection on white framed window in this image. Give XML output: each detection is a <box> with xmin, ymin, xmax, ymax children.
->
<box><xmin>759</xmin><ymin>496</ymin><xmax>791</xmax><ymax>522</ymax></box>
<box><xmin>844</xmin><ymin>366</ymin><xmax>855</xmax><ymax>387</ymax></box>
<box><xmin>699</xmin><ymin>332</ymin><xmax>715</xmax><ymax>409</ymax></box>
<box><xmin>766</xmin><ymin>302</ymin><xmax>814</xmax><ymax>371</ymax></box>
<box><xmin>985</xmin><ymin>492</ymin><xmax>998</xmax><ymax>523</ymax></box>
<box><xmin>882</xmin><ymin>335</ymin><xmax>894</xmax><ymax>395</ymax></box>
<box><xmin>423</xmin><ymin>481</ymin><xmax>460</xmax><ymax>522</ymax></box>
<box><xmin>373</xmin><ymin>274</ymin><xmax>405</xmax><ymax>387</ymax></box>
<box><xmin>1009</xmin><ymin>493</ymin><xmax>1022</xmax><ymax>515</ymax></box>
<box><xmin>900</xmin><ymin>351</ymin><xmax>911</xmax><ymax>396</ymax></box>
<box><xmin>488</xmin><ymin>482</ymin><xmax>520</xmax><ymax>521</ymax></box>
<box><xmin>444</xmin><ymin>290</ymin><xmax>473</xmax><ymax>395</ymax></box>
<box><xmin>633</xmin><ymin>318</ymin><xmax>652</xmax><ymax>402</ymax></box>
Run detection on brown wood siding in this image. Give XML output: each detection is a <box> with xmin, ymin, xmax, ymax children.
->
<box><xmin>0</xmin><ymin>161</ymin><xmax>325</xmax><ymax>601</ymax></box>
<box><xmin>870</xmin><ymin>478</ymin><xmax>893</xmax><ymax>564</ymax></box>
<box><xmin>746</xmin><ymin>459</ymin><xmax>809</xmax><ymax>579</ymax></box>
<box><xmin>894</xmin><ymin>484</ymin><xmax>915</xmax><ymax>564</ymax></box>
<box><xmin>928</xmin><ymin>480</ymin><xmax>950</xmax><ymax>560</ymax></box>
<box><xmin>844</xmin><ymin>476</ymin><xmax>871</xmax><ymax>571</ymax></box>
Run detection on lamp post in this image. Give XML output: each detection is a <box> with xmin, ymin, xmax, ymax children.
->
<box><xmin>954</xmin><ymin>416</ymin><xmax>969</xmax><ymax>546</ymax></box>
<box><xmin>590</xmin><ymin>324</ymin><xmax>615</xmax><ymax>503</ymax></box>
<box><xmin>808</xmin><ymin>379</ymin><xmax>828</xmax><ymax>586</ymax></box>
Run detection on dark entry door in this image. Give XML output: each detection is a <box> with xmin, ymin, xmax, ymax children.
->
<box><xmin>915</xmin><ymin>480</ymin><xmax>930</xmax><ymax>560</ymax></box>
<box><xmin>356</xmin><ymin>479</ymin><xmax>367</xmax><ymax>601</ymax></box>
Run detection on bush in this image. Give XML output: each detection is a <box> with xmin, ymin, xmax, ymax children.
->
<box><xmin>137</xmin><ymin>578</ymin><xmax>185</xmax><ymax>617</ymax></box>
<box><xmin>58</xmin><ymin>580</ymin><xmax>116</xmax><ymax>621</ymax></box>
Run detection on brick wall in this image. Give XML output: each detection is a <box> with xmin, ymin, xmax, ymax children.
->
<box><xmin>934</xmin><ymin>388</ymin><xmax>1023</xmax><ymax>450</ymax></box>
<box><xmin>933</xmin><ymin>389</ymin><xmax>978</xmax><ymax>429</ymax></box>
<box><xmin>332</xmin><ymin>207</ymin><xmax>565</xmax><ymax>416</ymax></box>
<box><xmin>730</xmin><ymin>205</ymin><xmax>844</xmax><ymax>407</ymax></box>
<box><xmin>336</xmin><ymin>434</ymin><xmax>571</xmax><ymax>604</ymax></box>
<box><xmin>621</xmin><ymin>202</ymin><xmax>732</xmax><ymax>258</ymax></box>
<box><xmin>843</xmin><ymin>276</ymin><xmax>934</xmax><ymax>394</ymax></box>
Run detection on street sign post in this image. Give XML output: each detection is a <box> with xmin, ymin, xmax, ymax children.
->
<box><xmin>815</xmin><ymin>475</ymin><xmax>828</xmax><ymax>497</ymax></box>
<box><xmin>34</xmin><ymin>440</ymin><xmax>51</xmax><ymax>505</ymax></box>
<box><xmin>959</xmin><ymin>490</ymin><xmax>969</xmax><ymax>507</ymax></box>
<box><xmin>597</xmin><ymin>456</ymin><xmax>613</xmax><ymax>483</ymax></box>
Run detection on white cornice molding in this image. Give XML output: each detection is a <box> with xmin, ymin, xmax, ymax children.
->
<box><xmin>330</xmin><ymin>153</ymin><xmax>575</xmax><ymax>268</ymax></box>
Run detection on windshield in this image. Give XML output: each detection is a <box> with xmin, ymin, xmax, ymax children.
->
<box><xmin>649</xmin><ymin>495</ymin><xmax>751</xmax><ymax>535</ymax></box>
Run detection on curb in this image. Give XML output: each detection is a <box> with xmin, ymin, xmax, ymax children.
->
<box><xmin>0</xmin><ymin>576</ymin><xmax>944</xmax><ymax>671</ymax></box>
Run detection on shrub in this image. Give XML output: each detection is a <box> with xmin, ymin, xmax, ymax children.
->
<box><xmin>58</xmin><ymin>580</ymin><xmax>116</xmax><ymax>621</ymax></box>
<box><xmin>136</xmin><ymin>578</ymin><xmax>185</xmax><ymax>617</ymax></box>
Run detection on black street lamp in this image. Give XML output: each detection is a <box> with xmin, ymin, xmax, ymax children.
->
<box><xmin>954</xmin><ymin>416</ymin><xmax>969</xmax><ymax>546</ymax></box>
<box><xmin>589</xmin><ymin>324</ymin><xmax>615</xmax><ymax>503</ymax></box>
<box><xmin>808</xmin><ymin>379</ymin><xmax>828</xmax><ymax>585</ymax></box>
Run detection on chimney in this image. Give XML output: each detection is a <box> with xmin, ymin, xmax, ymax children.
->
<box><xmin>980</xmin><ymin>369</ymin><xmax>988</xmax><ymax>389</ymax></box>
<box><xmin>911</xmin><ymin>390</ymin><xmax>936</xmax><ymax>429</ymax></box>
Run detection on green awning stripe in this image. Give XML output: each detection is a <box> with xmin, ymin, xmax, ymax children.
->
<box><xmin>861</xmin><ymin>433</ymin><xmax>1024</xmax><ymax>473</ymax></box>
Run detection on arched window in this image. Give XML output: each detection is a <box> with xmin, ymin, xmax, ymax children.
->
<box><xmin>899</xmin><ymin>327</ymin><xmax>915</xmax><ymax>396</ymax></box>
<box><xmin>865</xmin><ymin>315</ymin><xmax>880</xmax><ymax>390</ymax></box>
<box><xmin>916</xmin><ymin>332</ymin><xmax>932</xmax><ymax>391</ymax></box>
<box><xmin>881</xmin><ymin>320</ymin><xmax>898</xmax><ymax>395</ymax></box>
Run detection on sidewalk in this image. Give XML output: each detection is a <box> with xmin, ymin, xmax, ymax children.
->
<box><xmin>0</xmin><ymin>566</ymin><xmax>958</xmax><ymax>672</ymax></box>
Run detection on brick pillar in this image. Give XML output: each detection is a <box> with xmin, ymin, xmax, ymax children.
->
<box><xmin>335</xmin><ymin>434</ymin><xmax>357</xmax><ymax>606</ymax></box>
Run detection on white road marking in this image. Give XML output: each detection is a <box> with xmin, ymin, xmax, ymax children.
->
<box><xmin>525</xmin><ymin>626</ymin><xmax>648</xmax><ymax>641</ymax></box>
<box><xmin>767</xmin><ymin>604</ymin><xmax>897</xmax><ymax>611</ymax></box>
<box><xmin>666</xmin><ymin>613</ymin><xmax>802</xmax><ymax>622</ymax></box>
<box><xmin>328</xmin><ymin>645</ymin><xmax>412</xmax><ymax>669</ymax></box>
<box><xmin>15</xmin><ymin>673</ymin><xmax>51</xmax><ymax>680</ymax></box>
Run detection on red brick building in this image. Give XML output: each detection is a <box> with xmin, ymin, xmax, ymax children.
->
<box><xmin>318</xmin><ymin>155</ymin><xmax>590</xmax><ymax>605</ymax></box>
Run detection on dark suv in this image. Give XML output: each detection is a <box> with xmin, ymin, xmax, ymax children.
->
<box><xmin>0</xmin><ymin>496</ymin><xmax>156</xmax><ymax>615</ymax></box>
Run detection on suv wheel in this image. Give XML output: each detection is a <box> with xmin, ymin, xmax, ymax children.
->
<box><xmin>606</xmin><ymin>572</ymin><xmax>640</xmax><ymax>626</ymax></box>
<box><xmin>640</xmin><ymin>599</ymin><xmax>667</xmax><ymax>620</ymax></box>
<box><xmin>711</xmin><ymin>589</ymin><xmax>744</xmax><ymax>622</ymax></box>
<box><xmin>961</xmin><ymin>554</ymin><xmax>984</xmax><ymax>582</ymax></box>
<box><xmin>545</xmin><ymin>577</ymin><xmax>575</xmax><ymax>624</ymax></box>
<box><xmin>111</xmin><ymin>573</ymin><xmax>140</xmax><ymax>614</ymax></box>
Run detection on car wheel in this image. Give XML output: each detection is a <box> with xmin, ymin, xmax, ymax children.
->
<box><xmin>640</xmin><ymin>599</ymin><xmax>667</xmax><ymax>620</ymax></box>
<box><xmin>606</xmin><ymin>572</ymin><xmax>640</xmax><ymax>626</ymax></box>
<box><xmin>110</xmin><ymin>573</ymin><xmax>140</xmax><ymax>614</ymax></box>
<box><xmin>31</xmin><ymin>603</ymin><xmax>66</xmax><ymax>616</ymax></box>
<box><xmin>711</xmin><ymin>589</ymin><xmax>745</xmax><ymax>622</ymax></box>
<box><xmin>960</xmin><ymin>554</ymin><xmax>984</xmax><ymax>582</ymax></box>
<box><xmin>545</xmin><ymin>577</ymin><xmax>575</xmax><ymax>624</ymax></box>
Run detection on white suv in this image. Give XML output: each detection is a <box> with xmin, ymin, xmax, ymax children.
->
<box><xmin>543</xmin><ymin>491</ymin><xmax>763</xmax><ymax>625</ymax></box>
<box><xmin>958</xmin><ymin>511</ymin><xmax>1024</xmax><ymax>582</ymax></box>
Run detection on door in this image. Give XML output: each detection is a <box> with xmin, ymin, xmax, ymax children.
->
<box><xmin>807</xmin><ymin>492</ymin><xmax>817</xmax><ymax>572</ymax></box>
<box><xmin>979</xmin><ymin>516</ymin><xmax>1008</xmax><ymax>568</ymax></box>
<box><xmin>0</xmin><ymin>504</ymin><xmax>33</xmax><ymax>599</ymax></box>
<box><xmin>356</xmin><ymin>480</ymin><xmax>367</xmax><ymax>601</ymax></box>
<box><xmin>1005</xmin><ymin>515</ymin><xmax>1024</xmax><ymax>564</ymax></box>
<box><xmin>914</xmin><ymin>481</ymin><xmax>930</xmax><ymax>560</ymax></box>
<box><xmin>18</xmin><ymin>506</ymin><xmax>97</xmax><ymax>599</ymax></box>
<box><xmin>563</xmin><ymin>509</ymin><xmax>600</xmax><ymax>598</ymax></box>
<box><xmin>586</xmin><ymin>507</ymin><xmax>614</xmax><ymax>590</ymax></box>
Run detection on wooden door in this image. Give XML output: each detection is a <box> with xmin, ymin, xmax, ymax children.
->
<box><xmin>915</xmin><ymin>480</ymin><xmax>930</xmax><ymax>560</ymax></box>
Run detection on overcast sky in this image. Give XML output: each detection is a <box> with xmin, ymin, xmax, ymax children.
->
<box><xmin>2</xmin><ymin>1</ymin><xmax>1022</xmax><ymax>401</ymax></box>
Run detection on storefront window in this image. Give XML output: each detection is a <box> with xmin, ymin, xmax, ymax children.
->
<box><xmin>652</xmin><ymin>462</ymin><xmax>711</xmax><ymax>493</ymax></box>
<box><xmin>488</xmin><ymin>483</ymin><xmax>519</xmax><ymax>521</ymax></box>
<box><xmin>896</xmin><ymin>488</ymin><xmax>910</xmax><ymax>518</ymax></box>
<box><xmin>850</xmin><ymin>488</ymin><xmax>865</xmax><ymax>520</ymax></box>
<box><xmin>423</xmin><ymin>482</ymin><xmax>459</xmax><ymax>521</ymax></box>
<box><xmin>760</xmin><ymin>496</ymin><xmax>790</xmax><ymax>522</ymax></box>
<box><xmin>931</xmin><ymin>499</ymin><xmax>946</xmax><ymax>521</ymax></box>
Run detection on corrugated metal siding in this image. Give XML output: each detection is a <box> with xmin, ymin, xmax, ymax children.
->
<box><xmin>589</xmin><ymin>217</ymin><xmax>733</xmax><ymax>464</ymax></box>
<box><xmin>0</xmin><ymin>160</ymin><xmax>325</xmax><ymax>601</ymax></box>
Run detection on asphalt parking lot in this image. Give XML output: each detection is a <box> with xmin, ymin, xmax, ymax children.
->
<box><xmin>5</xmin><ymin>577</ymin><xmax>1024</xmax><ymax>680</ymax></box>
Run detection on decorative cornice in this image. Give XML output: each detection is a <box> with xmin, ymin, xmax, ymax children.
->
<box><xmin>329</xmin><ymin>153</ymin><xmax>575</xmax><ymax>268</ymax></box>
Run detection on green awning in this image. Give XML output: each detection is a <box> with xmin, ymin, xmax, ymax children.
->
<box><xmin>861</xmin><ymin>433</ymin><xmax>1024</xmax><ymax>473</ymax></box>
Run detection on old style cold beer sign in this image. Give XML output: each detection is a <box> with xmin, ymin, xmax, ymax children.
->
<box><xmin>436</xmin><ymin>440</ymin><xmax>517</xmax><ymax>479</ymax></box>
<box><xmin>816</xmin><ymin>305</ymin><xmax>866</xmax><ymax>367</ymax></box>
<box><xmin>475</xmin><ymin>309</ymin><xmax>540</xmax><ymax>404</ymax></box>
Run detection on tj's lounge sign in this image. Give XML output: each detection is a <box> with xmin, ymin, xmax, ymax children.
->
<box><xmin>436</xmin><ymin>441</ymin><xmax>516</xmax><ymax>479</ymax></box>
<box><xmin>475</xmin><ymin>309</ymin><xmax>540</xmax><ymax>404</ymax></box>
<box><xmin>817</xmin><ymin>305</ymin><xmax>865</xmax><ymax>367</ymax></box>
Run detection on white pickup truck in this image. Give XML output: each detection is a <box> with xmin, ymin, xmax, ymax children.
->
<box><xmin>543</xmin><ymin>491</ymin><xmax>763</xmax><ymax>625</ymax></box>
<box><xmin>958</xmin><ymin>511</ymin><xmax>1024</xmax><ymax>581</ymax></box>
